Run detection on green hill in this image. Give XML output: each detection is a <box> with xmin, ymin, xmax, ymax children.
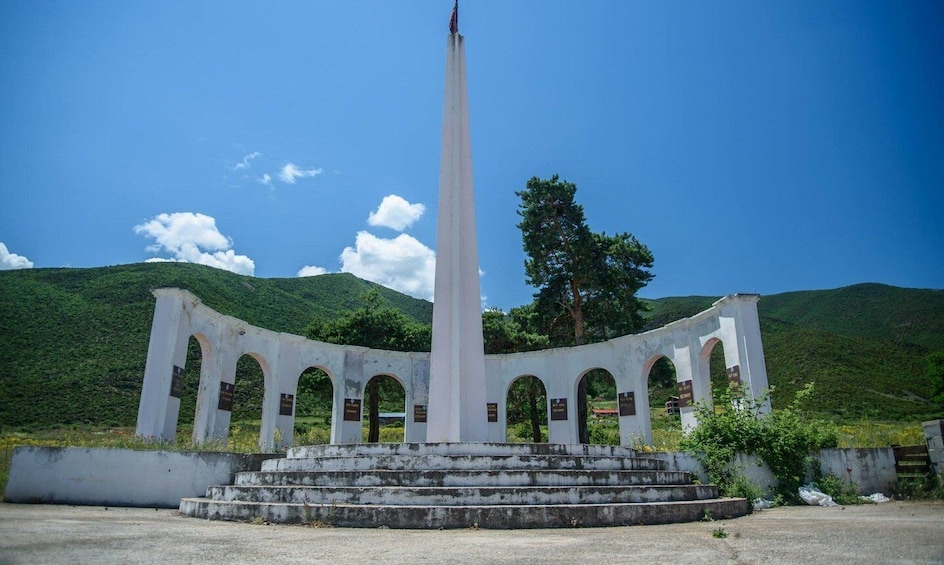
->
<box><xmin>642</xmin><ymin>285</ymin><xmax>943</xmax><ymax>420</ymax></box>
<box><xmin>0</xmin><ymin>263</ymin><xmax>431</xmax><ymax>430</ymax></box>
<box><xmin>0</xmin><ymin>265</ymin><xmax>941</xmax><ymax>430</ymax></box>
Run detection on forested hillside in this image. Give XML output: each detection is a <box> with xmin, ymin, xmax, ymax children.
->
<box><xmin>0</xmin><ymin>263</ymin><xmax>431</xmax><ymax>429</ymax></box>
<box><xmin>0</xmin><ymin>263</ymin><xmax>940</xmax><ymax>430</ymax></box>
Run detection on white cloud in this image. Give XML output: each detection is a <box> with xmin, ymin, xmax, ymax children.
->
<box><xmin>297</xmin><ymin>265</ymin><xmax>329</xmax><ymax>277</ymax></box>
<box><xmin>257</xmin><ymin>173</ymin><xmax>272</xmax><ymax>187</ymax></box>
<box><xmin>340</xmin><ymin>231</ymin><xmax>436</xmax><ymax>300</ymax></box>
<box><xmin>133</xmin><ymin>212</ymin><xmax>255</xmax><ymax>276</ymax></box>
<box><xmin>367</xmin><ymin>194</ymin><xmax>426</xmax><ymax>231</ymax></box>
<box><xmin>234</xmin><ymin>151</ymin><xmax>261</xmax><ymax>170</ymax></box>
<box><xmin>0</xmin><ymin>242</ymin><xmax>33</xmax><ymax>270</ymax></box>
<box><xmin>279</xmin><ymin>162</ymin><xmax>323</xmax><ymax>184</ymax></box>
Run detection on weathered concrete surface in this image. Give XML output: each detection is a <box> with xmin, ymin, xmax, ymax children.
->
<box><xmin>3</xmin><ymin>446</ymin><xmax>277</xmax><ymax>508</ymax></box>
<box><xmin>650</xmin><ymin>447</ymin><xmax>897</xmax><ymax>496</ymax></box>
<box><xmin>1</xmin><ymin>501</ymin><xmax>942</xmax><ymax>564</ymax></box>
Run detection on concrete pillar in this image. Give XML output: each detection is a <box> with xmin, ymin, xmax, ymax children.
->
<box><xmin>676</xmin><ymin>341</ymin><xmax>703</xmax><ymax>433</ymax></box>
<box><xmin>405</xmin><ymin>355</ymin><xmax>430</xmax><ymax>442</ymax></box>
<box><xmin>617</xmin><ymin>346</ymin><xmax>650</xmax><ymax>446</ymax></box>
<box><xmin>331</xmin><ymin>350</ymin><xmax>365</xmax><ymax>444</ymax></box>
<box><xmin>192</xmin><ymin>331</ymin><xmax>221</xmax><ymax>445</ymax></box>
<box><xmin>272</xmin><ymin>341</ymin><xmax>300</xmax><ymax>451</ymax></box>
<box><xmin>136</xmin><ymin>289</ymin><xmax>189</xmax><ymax>441</ymax></box>
<box><xmin>733</xmin><ymin>295</ymin><xmax>771</xmax><ymax>414</ymax></box>
<box><xmin>546</xmin><ymin>356</ymin><xmax>578</xmax><ymax>444</ymax></box>
<box><xmin>427</xmin><ymin>31</ymin><xmax>488</xmax><ymax>442</ymax></box>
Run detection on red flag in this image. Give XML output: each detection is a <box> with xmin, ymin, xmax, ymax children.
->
<box><xmin>449</xmin><ymin>1</ymin><xmax>458</xmax><ymax>34</ymax></box>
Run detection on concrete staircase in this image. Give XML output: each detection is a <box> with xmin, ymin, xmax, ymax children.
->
<box><xmin>179</xmin><ymin>443</ymin><xmax>749</xmax><ymax>528</ymax></box>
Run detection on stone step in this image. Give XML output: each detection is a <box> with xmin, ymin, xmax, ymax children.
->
<box><xmin>286</xmin><ymin>442</ymin><xmax>638</xmax><ymax>459</ymax></box>
<box><xmin>206</xmin><ymin>484</ymin><xmax>719</xmax><ymax>506</ymax></box>
<box><xmin>235</xmin><ymin>469</ymin><xmax>693</xmax><ymax>488</ymax></box>
<box><xmin>262</xmin><ymin>454</ymin><xmax>665</xmax><ymax>473</ymax></box>
<box><xmin>178</xmin><ymin>497</ymin><xmax>750</xmax><ymax>529</ymax></box>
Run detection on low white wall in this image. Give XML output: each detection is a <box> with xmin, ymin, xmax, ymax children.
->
<box><xmin>3</xmin><ymin>446</ymin><xmax>279</xmax><ymax>508</ymax></box>
<box><xmin>4</xmin><ymin>446</ymin><xmax>898</xmax><ymax>509</ymax></box>
<box><xmin>649</xmin><ymin>447</ymin><xmax>897</xmax><ymax>496</ymax></box>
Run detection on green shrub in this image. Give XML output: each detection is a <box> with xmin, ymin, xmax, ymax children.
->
<box><xmin>815</xmin><ymin>473</ymin><xmax>863</xmax><ymax>505</ymax></box>
<box><xmin>680</xmin><ymin>383</ymin><xmax>838</xmax><ymax>503</ymax></box>
<box><xmin>894</xmin><ymin>474</ymin><xmax>944</xmax><ymax>500</ymax></box>
<box><xmin>587</xmin><ymin>421</ymin><xmax>621</xmax><ymax>446</ymax></box>
<box><xmin>724</xmin><ymin>471</ymin><xmax>764</xmax><ymax>505</ymax></box>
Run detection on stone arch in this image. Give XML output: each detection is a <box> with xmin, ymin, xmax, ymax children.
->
<box><xmin>178</xmin><ymin>333</ymin><xmax>213</xmax><ymax>442</ymax></box>
<box><xmin>642</xmin><ymin>354</ymin><xmax>681</xmax><ymax>448</ymax></box>
<box><xmin>229</xmin><ymin>351</ymin><xmax>270</xmax><ymax>451</ymax></box>
<box><xmin>576</xmin><ymin>367</ymin><xmax>618</xmax><ymax>445</ymax></box>
<box><xmin>505</xmin><ymin>374</ymin><xmax>548</xmax><ymax>443</ymax></box>
<box><xmin>699</xmin><ymin>338</ymin><xmax>723</xmax><ymax>401</ymax></box>
<box><xmin>293</xmin><ymin>365</ymin><xmax>335</xmax><ymax>445</ymax></box>
<box><xmin>363</xmin><ymin>373</ymin><xmax>406</xmax><ymax>443</ymax></box>
<box><xmin>644</xmin><ymin>354</ymin><xmax>679</xmax><ymax>416</ymax></box>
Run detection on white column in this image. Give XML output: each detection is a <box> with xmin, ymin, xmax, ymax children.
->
<box><xmin>427</xmin><ymin>32</ymin><xmax>488</xmax><ymax>442</ymax></box>
<box><xmin>135</xmin><ymin>289</ymin><xmax>187</xmax><ymax>441</ymax></box>
<box><xmin>734</xmin><ymin>295</ymin><xmax>772</xmax><ymax>414</ymax></box>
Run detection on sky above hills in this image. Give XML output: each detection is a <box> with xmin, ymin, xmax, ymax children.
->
<box><xmin>1</xmin><ymin>1</ymin><xmax>942</xmax><ymax>310</ymax></box>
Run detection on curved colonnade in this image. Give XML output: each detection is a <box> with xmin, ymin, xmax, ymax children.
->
<box><xmin>136</xmin><ymin>288</ymin><xmax>770</xmax><ymax>451</ymax></box>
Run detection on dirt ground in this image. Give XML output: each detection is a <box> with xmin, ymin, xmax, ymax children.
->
<box><xmin>1</xmin><ymin>500</ymin><xmax>942</xmax><ymax>564</ymax></box>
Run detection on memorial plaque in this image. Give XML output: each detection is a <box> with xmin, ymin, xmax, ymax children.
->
<box><xmin>279</xmin><ymin>393</ymin><xmax>294</xmax><ymax>416</ymax></box>
<box><xmin>169</xmin><ymin>365</ymin><xmax>185</xmax><ymax>399</ymax></box>
<box><xmin>677</xmin><ymin>380</ymin><xmax>694</xmax><ymax>408</ymax></box>
<box><xmin>550</xmin><ymin>398</ymin><xmax>568</xmax><ymax>421</ymax></box>
<box><xmin>726</xmin><ymin>365</ymin><xmax>742</xmax><ymax>387</ymax></box>
<box><xmin>618</xmin><ymin>391</ymin><xmax>636</xmax><ymax>417</ymax></box>
<box><xmin>413</xmin><ymin>404</ymin><xmax>428</xmax><ymax>423</ymax></box>
<box><xmin>487</xmin><ymin>403</ymin><xmax>498</xmax><ymax>423</ymax></box>
<box><xmin>218</xmin><ymin>381</ymin><xmax>235</xmax><ymax>412</ymax></box>
<box><xmin>343</xmin><ymin>398</ymin><xmax>362</xmax><ymax>422</ymax></box>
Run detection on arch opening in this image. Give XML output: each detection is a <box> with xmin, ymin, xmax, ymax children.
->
<box><xmin>506</xmin><ymin>375</ymin><xmax>548</xmax><ymax>443</ymax></box>
<box><xmin>294</xmin><ymin>366</ymin><xmax>334</xmax><ymax>445</ymax></box>
<box><xmin>578</xmin><ymin>368</ymin><xmax>618</xmax><ymax>445</ymax></box>
<box><xmin>230</xmin><ymin>353</ymin><xmax>267</xmax><ymax>450</ymax></box>
<box><xmin>699</xmin><ymin>338</ymin><xmax>732</xmax><ymax>412</ymax></box>
<box><xmin>175</xmin><ymin>334</ymin><xmax>208</xmax><ymax>442</ymax></box>
<box><xmin>362</xmin><ymin>374</ymin><xmax>406</xmax><ymax>443</ymax></box>
<box><xmin>645</xmin><ymin>355</ymin><xmax>682</xmax><ymax>449</ymax></box>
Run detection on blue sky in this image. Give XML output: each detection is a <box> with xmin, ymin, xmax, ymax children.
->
<box><xmin>1</xmin><ymin>1</ymin><xmax>942</xmax><ymax>310</ymax></box>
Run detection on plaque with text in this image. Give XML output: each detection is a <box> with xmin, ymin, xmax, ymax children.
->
<box><xmin>169</xmin><ymin>365</ymin><xmax>185</xmax><ymax>399</ymax></box>
<box><xmin>550</xmin><ymin>398</ymin><xmax>568</xmax><ymax>421</ymax></box>
<box><xmin>413</xmin><ymin>404</ymin><xmax>427</xmax><ymax>423</ymax></box>
<box><xmin>618</xmin><ymin>391</ymin><xmax>636</xmax><ymax>417</ymax></box>
<box><xmin>279</xmin><ymin>393</ymin><xmax>294</xmax><ymax>416</ymax></box>
<box><xmin>343</xmin><ymin>398</ymin><xmax>362</xmax><ymax>422</ymax></box>
<box><xmin>487</xmin><ymin>403</ymin><xmax>498</xmax><ymax>423</ymax></box>
<box><xmin>677</xmin><ymin>380</ymin><xmax>694</xmax><ymax>408</ymax></box>
<box><xmin>726</xmin><ymin>365</ymin><xmax>742</xmax><ymax>387</ymax></box>
<box><xmin>218</xmin><ymin>382</ymin><xmax>235</xmax><ymax>412</ymax></box>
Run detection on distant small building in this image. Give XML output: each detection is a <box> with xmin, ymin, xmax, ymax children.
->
<box><xmin>665</xmin><ymin>396</ymin><xmax>680</xmax><ymax>416</ymax></box>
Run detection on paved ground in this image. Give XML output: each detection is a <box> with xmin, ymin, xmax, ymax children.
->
<box><xmin>1</xmin><ymin>501</ymin><xmax>942</xmax><ymax>564</ymax></box>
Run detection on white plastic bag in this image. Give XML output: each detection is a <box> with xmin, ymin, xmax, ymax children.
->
<box><xmin>752</xmin><ymin>498</ymin><xmax>774</xmax><ymax>510</ymax></box>
<box><xmin>859</xmin><ymin>492</ymin><xmax>890</xmax><ymax>503</ymax></box>
<box><xmin>799</xmin><ymin>485</ymin><xmax>838</xmax><ymax>507</ymax></box>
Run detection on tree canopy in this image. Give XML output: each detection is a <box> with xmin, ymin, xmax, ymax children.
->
<box><xmin>517</xmin><ymin>174</ymin><xmax>655</xmax><ymax>442</ymax></box>
<box><xmin>517</xmin><ymin>175</ymin><xmax>654</xmax><ymax>347</ymax></box>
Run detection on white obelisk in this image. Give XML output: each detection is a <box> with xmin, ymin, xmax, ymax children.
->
<box><xmin>426</xmin><ymin>3</ymin><xmax>489</xmax><ymax>442</ymax></box>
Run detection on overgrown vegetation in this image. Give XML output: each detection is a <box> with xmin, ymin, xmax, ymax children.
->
<box><xmin>680</xmin><ymin>383</ymin><xmax>839</xmax><ymax>503</ymax></box>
